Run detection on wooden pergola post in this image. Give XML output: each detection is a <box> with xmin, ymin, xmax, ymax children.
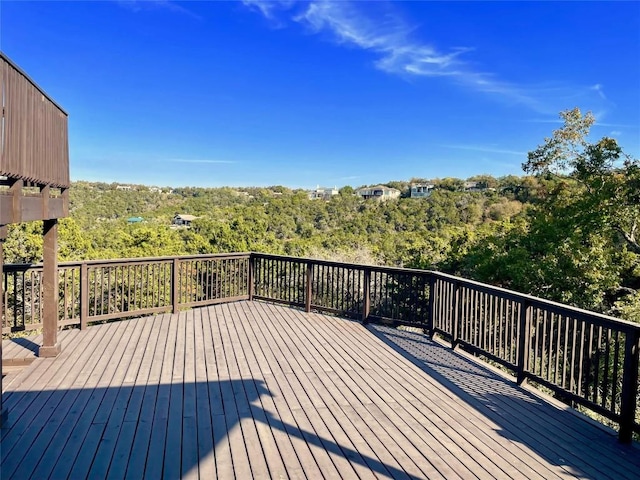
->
<box><xmin>38</xmin><ymin>219</ymin><xmax>61</xmax><ymax>357</ymax></box>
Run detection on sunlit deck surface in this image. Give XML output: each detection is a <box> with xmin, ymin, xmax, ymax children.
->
<box><xmin>2</xmin><ymin>301</ymin><xmax>639</xmax><ymax>479</ymax></box>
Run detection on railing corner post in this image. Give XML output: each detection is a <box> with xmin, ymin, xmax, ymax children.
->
<box><xmin>362</xmin><ymin>268</ymin><xmax>371</xmax><ymax>324</ymax></box>
<box><xmin>516</xmin><ymin>299</ymin><xmax>532</xmax><ymax>385</ymax></box>
<box><xmin>80</xmin><ymin>262</ymin><xmax>88</xmax><ymax>330</ymax></box>
<box><xmin>248</xmin><ymin>254</ymin><xmax>255</xmax><ymax>301</ymax></box>
<box><xmin>426</xmin><ymin>274</ymin><xmax>435</xmax><ymax>337</ymax></box>
<box><xmin>619</xmin><ymin>329</ymin><xmax>640</xmax><ymax>443</ymax></box>
<box><xmin>172</xmin><ymin>258</ymin><xmax>180</xmax><ymax>314</ymax></box>
<box><xmin>305</xmin><ymin>261</ymin><xmax>313</xmax><ymax>313</ymax></box>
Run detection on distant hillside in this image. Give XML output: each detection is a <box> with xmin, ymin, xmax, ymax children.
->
<box><xmin>4</xmin><ymin>175</ymin><xmax>532</xmax><ymax>268</ymax></box>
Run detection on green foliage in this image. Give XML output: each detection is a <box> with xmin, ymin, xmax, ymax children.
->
<box><xmin>3</xmin><ymin>180</ymin><xmax>523</xmax><ymax>270</ymax></box>
<box><xmin>434</xmin><ymin>177</ymin><xmax>465</xmax><ymax>191</ymax></box>
<box><xmin>455</xmin><ymin>108</ymin><xmax>640</xmax><ymax>321</ymax></box>
<box><xmin>4</xmin><ymin>222</ymin><xmax>43</xmax><ymax>263</ymax></box>
<box><xmin>5</xmin><ymin>109</ymin><xmax>636</xmax><ymax>324</ymax></box>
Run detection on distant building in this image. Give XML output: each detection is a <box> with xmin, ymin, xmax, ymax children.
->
<box><xmin>116</xmin><ymin>185</ymin><xmax>133</xmax><ymax>191</ymax></box>
<box><xmin>309</xmin><ymin>186</ymin><xmax>339</xmax><ymax>200</ymax></box>
<box><xmin>149</xmin><ymin>187</ymin><xmax>162</xmax><ymax>193</ymax></box>
<box><xmin>173</xmin><ymin>214</ymin><xmax>197</xmax><ymax>227</ymax></box>
<box><xmin>127</xmin><ymin>216</ymin><xmax>144</xmax><ymax>224</ymax></box>
<box><xmin>463</xmin><ymin>181</ymin><xmax>485</xmax><ymax>191</ymax></box>
<box><xmin>410</xmin><ymin>184</ymin><xmax>435</xmax><ymax>198</ymax></box>
<box><xmin>355</xmin><ymin>186</ymin><xmax>401</xmax><ymax>201</ymax></box>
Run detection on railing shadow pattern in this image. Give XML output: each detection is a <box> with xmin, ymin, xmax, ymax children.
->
<box><xmin>4</xmin><ymin>302</ymin><xmax>640</xmax><ymax>479</ymax></box>
<box><xmin>1</xmin><ymin>379</ymin><xmax>420</xmax><ymax>479</ymax></box>
<box><xmin>367</xmin><ymin>324</ymin><xmax>640</xmax><ymax>479</ymax></box>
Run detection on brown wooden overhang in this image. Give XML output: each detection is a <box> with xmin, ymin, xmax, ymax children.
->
<box><xmin>0</xmin><ymin>52</ymin><xmax>70</xmax><ymax>224</ymax></box>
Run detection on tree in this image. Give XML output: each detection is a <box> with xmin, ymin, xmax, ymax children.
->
<box><xmin>435</xmin><ymin>177</ymin><xmax>465</xmax><ymax>192</ymax></box>
<box><xmin>467</xmin><ymin>174</ymin><xmax>498</xmax><ymax>189</ymax></box>
<box><xmin>515</xmin><ymin>108</ymin><xmax>640</xmax><ymax>317</ymax></box>
<box><xmin>524</xmin><ymin>108</ymin><xmax>640</xmax><ymax>257</ymax></box>
<box><xmin>339</xmin><ymin>186</ymin><xmax>354</xmax><ymax>196</ymax></box>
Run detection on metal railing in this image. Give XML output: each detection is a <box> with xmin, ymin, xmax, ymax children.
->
<box><xmin>2</xmin><ymin>253</ymin><xmax>250</xmax><ymax>331</ymax></box>
<box><xmin>429</xmin><ymin>272</ymin><xmax>640</xmax><ymax>443</ymax></box>
<box><xmin>2</xmin><ymin>252</ymin><xmax>638</xmax><ymax>442</ymax></box>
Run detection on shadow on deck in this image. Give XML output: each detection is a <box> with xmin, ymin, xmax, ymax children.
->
<box><xmin>2</xmin><ymin>301</ymin><xmax>639</xmax><ymax>479</ymax></box>
<box><xmin>369</xmin><ymin>325</ymin><xmax>640</xmax><ymax>479</ymax></box>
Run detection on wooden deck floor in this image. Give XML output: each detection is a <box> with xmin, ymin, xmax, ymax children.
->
<box><xmin>2</xmin><ymin>301</ymin><xmax>639</xmax><ymax>479</ymax></box>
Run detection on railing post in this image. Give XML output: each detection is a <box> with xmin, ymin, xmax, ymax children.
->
<box><xmin>517</xmin><ymin>300</ymin><xmax>532</xmax><ymax>385</ymax></box>
<box><xmin>80</xmin><ymin>262</ymin><xmax>88</xmax><ymax>329</ymax></box>
<box><xmin>248</xmin><ymin>255</ymin><xmax>255</xmax><ymax>301</ymax></box>
<box><xmin>452</xmin><ymin>280</ymin><xmax>460</xmax><ymax>348</ymax></box>
<box><xmin>362</xmin><ymin>268</ymin><xmax>371</xmax><ymax>324</ymax></box>
<box><xmin>426</xmin><ymin>274</ymin><xmax>435</xmax><ymax>336</ymax></box>
<box><xmin>39</xmin><ymin>219</ymin><xmax>60</xmax><ymax>357</ymax></box>
<box><xmin>619</xmin><ymin>330</ymin><xmax>640</xmax><ymax>443</ymax></box>
<box><xmin>305</xmin><ymin>262</ymin><xmax>313</xmax><ymax>313</ymax></box>
<box><xmin>172</xmin><ymin>258</ymin><xmax>180</xmax><ymax>314</ymax></box>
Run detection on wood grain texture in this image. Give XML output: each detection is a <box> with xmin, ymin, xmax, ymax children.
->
<box><xmin>2</xmin><ymin>301</ymin><xmax>639</xmax><ymax>479</ymax></box>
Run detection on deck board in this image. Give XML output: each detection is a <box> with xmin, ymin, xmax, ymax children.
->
<box><xmin>2</xmin><ymin>300</ymin><xmax>640</xmax><ymax>479</ymax></box>
<box><xmin>307</xmin><ymin>312</ymin><xmax>547</xmax><ymax>479</ymax></box>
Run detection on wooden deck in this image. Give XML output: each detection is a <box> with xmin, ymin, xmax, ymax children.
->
<box><xmin>2</xmin><ymin>301</ymin><xmax>639</xmax><ymax>479</ymax></box>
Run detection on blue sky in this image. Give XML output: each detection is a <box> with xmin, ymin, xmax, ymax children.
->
<box><xmin>1</xmin><ymin>1</ymin><xmax>638</xmax><ymax>189</ymax></box>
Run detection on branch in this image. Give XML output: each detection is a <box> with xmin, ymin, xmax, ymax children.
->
<box><xmin>617</xmin><ymin>220</ymin><xmax>640</xmax><ymax>254</ymax></box>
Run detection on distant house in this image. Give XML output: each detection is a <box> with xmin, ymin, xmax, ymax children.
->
<box><xmin>173</xmin><ymin>214</ymin><xmax>197</xmax><ymax>227</ymax></box>
<box><xmin>149</xmin><ymin>187</ymin><xmax>162</xmax><ymax>193</ymax></box>
<box><xmin>410</xmin><ymin>184</ymin><xmax>435</xmax><ymax>198</ymax></box>
<box><xmin>463</xmin><ymin>181</ymin><xmax>485</xmax><ymax>192</ymax></box>
<box><xmin>116</xmin><ymin>185</ymin><xmax>133</xmax><ymax>191</ymax></box>
<box><xmin>309</xmin><ymin>186</ymin><xmax>339</xmax><ymax>200</ymax></box>
<box><xmin>127</xmin><ymin>216</ymin><xmax>144</xmax><ymax>224</ymax></box>
<box><xmin>355</xmin><ymin>186</ymin><xmax>401</xmax><ymax>201</ymax></box>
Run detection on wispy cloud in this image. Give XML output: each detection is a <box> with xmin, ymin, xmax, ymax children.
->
<box><xmin>241</xmin><ymin>1</ymin><xmax>552</xmax><ymax>109</ymax></box>
<box><xmin>441</xmin><ymin>144</ymin><xmax>526</xmax><ymax>156</ymax></box>
<box><xmin>164</xmin><ymin>159</ymin><xmax>238</xmax><ymax>164</ymax></box>
<box><xmin>593</xmin><ymin>121</ymin><xmax>635</xmax><ymax>128</ymax></box>
<box><xmin>243</xmin><ymin>1</ymin><xmax>616</xmax><ymax>114</ymax></box>
<box><xmin>526</xmin><ymin>116</ymin><xmax>634</xmax><ymax>129</ymax></box>
<box><xmin>524</xmin><ymin>117</ymin><xmax>564</xmax><ymax>124</ymax></box>
<box><xmin>242</xmin><ymin>0</ymin><xmax>285</xmax><ymax>20</ymax></box>
<box><xmin>296</xmin><ymin>1</ymin><xmax>470</xmax><ymax>78</ymax></box>
<box><xmin>591</xmin><ymin>83</ymin><xmax>606</xmax><ymax>100</ymax></box>
<box><xmin>117</xmin><ymin>0</ymin><xmax>202</xmax><ymax>20</ymax></box>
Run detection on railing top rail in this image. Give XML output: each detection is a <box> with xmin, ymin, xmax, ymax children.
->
<box><xmin>251</xmin><ymin>252</ymin><xmax>432</xmax><ymax>277</ymax></box>
<box><xmin>431</xmin><ymin>270</ymin><xmax>640</xmax><ymax>333</ymax></box>
<box><xmin>2</xmin><ymin>252</ymin><xmax>252</xmax><ymax>272</ymax></box>
<box><xmin>3</xmin><ymin>250</ymin><xmax>638</xmax><ymax>333</ymax></box>
<box><xmin>252</xmin><ymin>252</ymin><xmax>640</xmax><ymax>332</ymax></box>
<box><xmin>0</xmin><ymin>52</ymin><xmax>68</xmax><ymax>116</ymax></box>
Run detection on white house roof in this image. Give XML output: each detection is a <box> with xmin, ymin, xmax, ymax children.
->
<box><xmin>174</xmin><ymin>214</ymin><xmax>197</xmax><ymax>221</ymax></box>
